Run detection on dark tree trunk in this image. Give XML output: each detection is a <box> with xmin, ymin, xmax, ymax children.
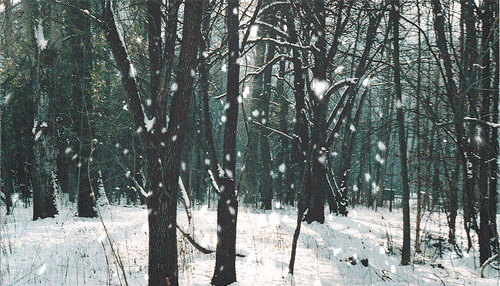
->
<box><xmin>285</xmin><ymin>7</ymin><xmax>306</xmax><ymax>206</ymax></box>
<box><xmin>489</xmin><ymin>0</ymin><xmax>499</xmax><ymax>259</ymax></box>
<box><xmin>391</xmin><ymin>0</ymin><xmax>411</xmax><ymax>266</ymax></box>
<box><xmin>31</xmin><ymin>0</ymin><xmax>60</xmax><ymax>220</ymax></box>
<box><xmin>276</xmin><ymin>49</ymin><xmax>288</xmax><ymax>203</ymax></box>
<box><xmin>304</xmin><ymin>0</ymin><xmax>327</xmax><ymax>224</ymax></box>
<box><xmin>70</xmin><ymin>0</ymin><xmax>97</xmax><ymax>218</ymax></box>
<box><xmin>433</xmin><ymin>0</ymin><xmax>475</xmax><ymax>250</ymax></box>
<box><xmin>259</xmin><ymin>26</ymin><xmax>276</xmax><ymax>210</ymax></box>
<box><xmin>478</xmin><ymin>0</ymin><xmax>494</xmax><ymax>264</ymax></box>
<box><xmin>211</xmin><ymin>0</ymin><xmax>240</xmax><ymax>284</ymax></box>
<box><xmin>148</xmin><ymin>1</ymin><xmax>202</xmax><ymax>285</ymax></box>
<box><xmin>100</xmin><ymin>1</ymin><xmax>202</xmax><ymax>285</ymax></box>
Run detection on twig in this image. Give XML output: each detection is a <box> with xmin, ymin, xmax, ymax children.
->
<box><xmin>480</xmin><ymin>253</ymin><xmax>499</xmax><ymax>278</ymax></box>
<box><xmin>250</xmin><ymin>120</ymin><xmax>294</xmax><ymax>140</ymax></box>
<box><xmin>176</xmin><ymin>225</ymin><xmax>213</xmax><ymax>254</ymax></box>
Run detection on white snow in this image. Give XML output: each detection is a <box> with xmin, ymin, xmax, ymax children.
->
<box><xmin>278</xmin><ymin>163</ymin><xmax>286</xmax><ymax>173</ymax></box>
<box><xmin>35</xmin><ymin>23</ymin><xmax>48</xmax><ymax>50</ymax></box>
<box><xmin>171</xmin><ymin>82</ymin><xmax>178</xmax><ymax>92</ymax></box>
<box><xmin>243</xmin><ymin>86</ymin><xmax>250</xmax><ymax>98</ymax></box>
<box><xmin>1</xmin><ymin>200</ymin><xmax>499</xmax><ymax>285</ymax></box>
<box><xmin>311</xmin><ymin>79</ymin><xmax>329</xmax><ymax>99</ymax></box>
<box><xmin>378</xmin><ymin>141</ymin><xmax>387</xmax><ymax>151</ymax></box>
<box><xmin>129</xmin><ymin>64</ymin><xmax>137</xmax><ymax>78</ymax></box>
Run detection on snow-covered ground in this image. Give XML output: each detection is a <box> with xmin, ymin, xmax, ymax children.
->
<box><xmin>1</xmin><ymin>200</ymin><xmax>499</xmax><ymax>285</ymax></box>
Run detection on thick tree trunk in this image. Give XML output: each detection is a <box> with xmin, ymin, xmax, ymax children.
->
<box><xmin>31</xmin><ymin>0</ymin><xmax>61</xmax><ymax>220</ymax></box>
<box><xmin>101</xmin><ymin>1</ymin><xmax>201</xmax><ymax>284</ymax></box>
<box><xmin>304</xmin><ymin>0</ymin><xmax>327</xmax><ymax>224</ymax></box>
<box><xmin>69</xmin><ymin>0</ymin><xmax>97</xmax><ymax>218</ymax></box>
<box><xmin>149</xmin><ymin>2</ymin><xmax>202</xmax><ymax>285</ymax></box>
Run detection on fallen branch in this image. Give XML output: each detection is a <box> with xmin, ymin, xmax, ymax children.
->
<box><xmin>176</xmin><ymin>225</ymin><xmax>213</xmax><ymax>254</ymax></box>
<box><xmin>176</xmin><ymin>225</ymin><xmax>246</xmax><ymax>257</ymax></box>
<box><xmin>481</xmin><ymin>253</ymin><xmax>499</xmax><ymax>278</ymax></box>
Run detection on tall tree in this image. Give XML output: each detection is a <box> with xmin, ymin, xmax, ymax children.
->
<box><xmin>67</xmin><ymin>0</ymin><xmax>97</xmax><ymax>218</ymax></box>
<box><xmin>391</xmin><ymin>0</ymin><xmax>411</xmax><ymax>265</ymax></box>
<box><xmin>29</xmin><ymin>0</ymin><xmax>60</xmax><ymax>220</ymax></box>
<box><xmin>211</xmin><ymin>0</ymin><xmax>240</xmax><ymax>284</ymax></box>
<box><xmin>99</xmin><ymin>0</ymin><xmax>202</xmax><ymax>284</ymax></box>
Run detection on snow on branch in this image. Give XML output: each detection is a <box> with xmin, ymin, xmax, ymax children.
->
<box><xmin>207</xmin><ymin>170</ymin><xmax>221</xmax><ymax>196</ymax></box>
<box><xmin>178</xmin><ymin>176</ymin><xmax>193</xmax><ymax>227</ymax></box>
<box><xmin>463</xmin><ymin>117</ymin><xmax>500</xmax><ymax>128</ymax></box>
<box><xmin>241</xmin><ymin>54</ymin><xmax>292</xmax><ymax>82</ymax></box>
<box><xmin>251</xmin><ymin>120</ymin><xmax>294</xmax><ymax>140</ymax></box>
<box><xmin>248</xmin><ymin>37</ymin><xmax>316</xmax><ymax>52</ymax></box>
<box><xmin>254</xmin><ymin>20</ymin><xmax>289</xmax><ymax>38</ymax></box>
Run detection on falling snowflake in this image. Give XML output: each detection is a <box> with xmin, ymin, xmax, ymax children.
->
<box><xmin>171</xmin><ymin>82</ymin><xmax>178</xmax><ymax>92</ymax></box>
<box><xmin>311</xmin><ymin>79</ymin><xmax>329</xmax><ymax>99</ymax></box>
<box><xmin>278</xmin><ymin>163</ymin><xmax>286</xmax><ymax>173</ymax></box>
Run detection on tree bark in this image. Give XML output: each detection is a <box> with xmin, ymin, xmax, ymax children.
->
<box><xmin>211</xmin><ymin>0</ymin><xmax>240</xmax><ymax>284</ymax></box>
<box><xmin>391</xmin><ymin>0</ymin><xmax>411</xmax><ymax>266</ymax></box>
<box><xmin>30</xmin><ymin>0</ymin><xmax>61</xmax><ymax>220</ymax></box>
<box><xmin>69</xmin><ymin>0</ymin><xmax>97</xmax><ymax>218</ymax></box>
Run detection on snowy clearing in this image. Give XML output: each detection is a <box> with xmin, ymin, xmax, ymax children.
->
<box><xmin>1</xmin><ymin>202</ymin><xmax>499</xmax><ymax>285</ymax></box>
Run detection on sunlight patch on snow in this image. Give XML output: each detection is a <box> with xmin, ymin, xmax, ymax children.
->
<box><xmin>268</xmin><ymin>212</ymin><xmax>280</xmax><ymax>226</ymax></box>
<box><xmin>256</xmin><ymin>214</ymin><xmax>268</xmax><ymax>227</ymax></box>
<box><xmin>334</xmin><ymin>248</ymin><xmax>342</xmax><ymax>256</ymax></box>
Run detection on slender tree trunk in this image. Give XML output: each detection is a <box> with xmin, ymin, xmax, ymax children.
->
<box><xmin>478</xmin><ymin>0</ymin><xmax>494</xmax><ymax>264</ymax></box>
<box><xmin>286</xmin><ymin>8</ymin><xmax>306</xmax><ymax>206</ymax></box>
<box><xmin>212</xmin><ymin>1</ymin><xmax>240</xmax><ymax>284</ymax></box>
<box><xmin>433</xmin><ymin>0</ymin><xmax>475</xmax><ymax>250</ymax></box>
<box><xmin>489</xmin><ymin>0</ymin><xmax>499</xmax><ymax>260</ymax></box>
<box><xmin>276</xmin><ymin>49</ymin><xmax>288</xmax><ymax>203</ymax></box>
<box><xmin>414</xmin><ymin>1</ymin><xmax>423</xmax><ymax>252</ymax></box>
<box><xmin>259</xmin><ymin>26</ymin><xmax>276</xmax><ymax>210</ymax></box>
<box><xmin>391</xmin><ymin>0</ymin><xmax>411</xmax><ymax>265</ymax></box>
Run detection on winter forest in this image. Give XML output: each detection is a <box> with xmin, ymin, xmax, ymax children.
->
<box><xmin>0</xmin><ymin>0</ymin><xmax>499</xmax><ymax>285</ymax></box>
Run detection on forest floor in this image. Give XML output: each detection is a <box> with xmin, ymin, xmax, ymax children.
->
<box><xmin>1</xmin><ymin>198</ymin><xmax>499</xmax><ymax>285</ymax></box>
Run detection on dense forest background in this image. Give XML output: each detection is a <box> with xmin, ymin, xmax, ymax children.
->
<box><xmin>0</xmin><ymin>0</ymin><xmax>498</xmax><ymax>285</ymax></box>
